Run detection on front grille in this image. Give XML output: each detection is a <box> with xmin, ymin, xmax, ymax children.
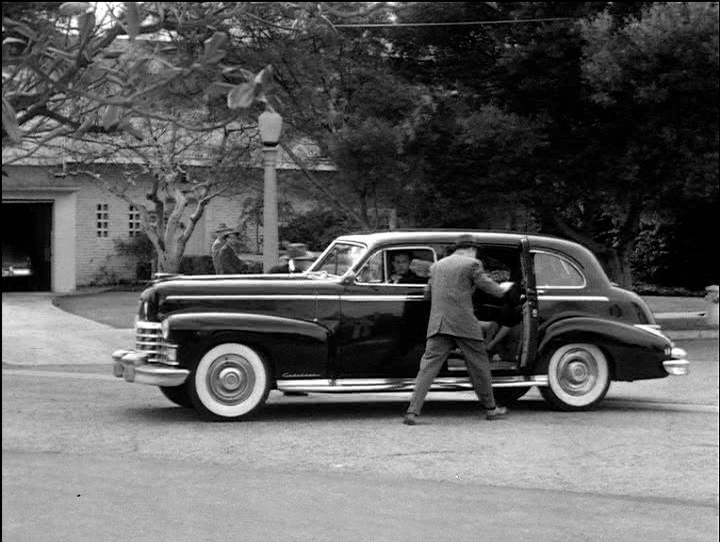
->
<box><xmin>135</xmin><ymin>321</ymin><xmax>164</xmax><ymax>363</ymax></box>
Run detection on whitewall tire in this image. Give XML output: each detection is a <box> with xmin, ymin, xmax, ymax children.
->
<box><xmin>539</xmin><ymin>343</ymin><xmax>610</xmax><ymax>411</ymax></box>
<box><xmin>190</xmin><ymin>343</ymin><xmax>271</xmax><ymax>420</ymax></box>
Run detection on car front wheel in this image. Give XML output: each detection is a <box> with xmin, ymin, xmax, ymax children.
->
<box><xmin>539</xmin><ymin>343</ymin><xmax>610</xmax><ymax>411</ymax></box>
<box><xmin>189</xmin><ymin>342</ymin><xmax>271</xmax><ymax>420</ymax></box>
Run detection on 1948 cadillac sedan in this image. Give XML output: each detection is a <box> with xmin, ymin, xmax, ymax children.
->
<box><xmin>112</xmin><ymin>230</ymin><xmax>689</xmax><ymax>420</ymax></box>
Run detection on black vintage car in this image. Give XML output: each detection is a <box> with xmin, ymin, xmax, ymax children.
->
<box><xmin>112</xmin><ymin>230</ymin><xmax>689</xmax><ymax>420</ymax></box>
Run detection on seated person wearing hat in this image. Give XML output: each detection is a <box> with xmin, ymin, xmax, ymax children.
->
<box><xmin>270</xmin><ymin>243</ymin><xmax>315</xmax><ymax>274</ymax></box>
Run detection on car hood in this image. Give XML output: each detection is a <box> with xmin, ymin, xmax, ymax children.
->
<box><xmin>147</xmin><ymin>273</ymin><xmax>343</xmax><ymax>299</ymax></box>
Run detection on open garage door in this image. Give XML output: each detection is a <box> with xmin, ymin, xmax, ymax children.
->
<box><xmin>2</xmin><ymin>201</ymin><xmax>52</xmax><ymax>291</ymax></box>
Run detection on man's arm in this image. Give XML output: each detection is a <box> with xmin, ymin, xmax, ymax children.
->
<box><xmin>472</xmin><ymin>261</ymin><xmax>509</xmax><ymax>298</ymax></box>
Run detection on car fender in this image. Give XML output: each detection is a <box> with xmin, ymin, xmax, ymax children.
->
<box><xmin>166</xmin><ymin>312</ymin><xmax>332</xmax><ymax>379</ymax></box>
<box><xmin>536</xmin><ymin>317</ymin><xmax>670</xmax><ymax>381</ymax></box>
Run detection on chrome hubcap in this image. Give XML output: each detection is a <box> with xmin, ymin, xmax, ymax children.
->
<box><xmin>207</xmin><ymin>354</ymin><xmax>255</xmax><ymax>405</ymax></box>
<box><xmin>557</xmin><ymin>350</ymin><xmax>598</xmax><ymax>396</ymax></box>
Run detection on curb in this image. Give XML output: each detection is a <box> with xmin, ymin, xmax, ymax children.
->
<box><xmin>665</xmin><ymin>329</ymin><xmax>719</xmax><ymax>341</ymax></box>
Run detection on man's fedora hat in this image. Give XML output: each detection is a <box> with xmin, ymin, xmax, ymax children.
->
<box><xmin>453</xmin><ymin>234</ymin><xmax>482</xmax><ymax>250</ymax></box>
<box><xmin>287</xmin><ymin>243</ymin><xmax>312</xmax><ymax>259</ymax></box>
<box><xmin>214</xmin><ymin>223</ymin><xmax>233</xmax><ymax>236</ymax></box>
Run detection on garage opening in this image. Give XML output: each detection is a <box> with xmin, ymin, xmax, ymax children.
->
<box><xmin>2</xmin><ymin>201</ymin><xmax>53</xmax><ymax>291</ymax></box>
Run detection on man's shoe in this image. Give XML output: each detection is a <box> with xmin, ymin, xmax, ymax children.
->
<box><xmin>403</xmin><ymin>413</ymin><xmax>418</xmax><ymax>425</ymax></box>
<box><xmin>486</xmin><ymin>406</ymin><xmax>508</xmax><ymax>420</ymax></box>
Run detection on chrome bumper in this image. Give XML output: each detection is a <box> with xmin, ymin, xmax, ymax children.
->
<box><xmin>112</xmin><ymin>349</ymin><xmax>189</xmax><ymax>387</ymax></box>
<box><xmin>663</xmin><ymin>347</ymin><xmax>690</xmax><ymax>376</ymax></box>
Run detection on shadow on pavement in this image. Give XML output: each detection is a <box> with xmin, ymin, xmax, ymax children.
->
<box><xmin>118</xmin><ymin>396</ymin><xmax>700</xmax><ymax>424</ymax></box>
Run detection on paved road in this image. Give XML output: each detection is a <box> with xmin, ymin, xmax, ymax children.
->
<box><xmin>3</xmin><ymin>340</ymin><xmax>718</xmax><ymax>542</ymax></box>
<box><xmin>2</xmin><ymin>293</ymin><xmax>718</xmax><ymax>541</ymax></box>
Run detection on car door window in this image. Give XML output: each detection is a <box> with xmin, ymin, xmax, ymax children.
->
<box><xmin>357</xmin><ymin>251</ymin><xmax>385</xmax><ymax>283</ymax></box>
<box><xmin>356</xmin><ymin>247</ymin><xmax>436</xmax><ymax>285</ymax></box>
<box><xmin>534</xmin><ymin>252</ymin><xmax>585</xmax><ymax>288</ymax></box>
<box><xmin>386</xmin><ymin>248</ymin><xmax>435</xmax><ymax>284</ymax></box>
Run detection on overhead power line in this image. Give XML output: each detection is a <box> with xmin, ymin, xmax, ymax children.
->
<box><xmin>333</xmin><ymin>17</ymin><xmax>575</xmax><ymax>28</ymax></box>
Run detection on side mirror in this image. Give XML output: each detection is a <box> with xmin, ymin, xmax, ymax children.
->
<box><xmin>341</xmin><ymin>271</ymin><xmax>356</xmax><ymax>286</ymax></box>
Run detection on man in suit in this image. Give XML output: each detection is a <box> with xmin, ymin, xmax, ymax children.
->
<box><xmin>217</xmin><ymin>229</ymin><xmax>249</xmax><ymax>274</ymax></box>
<box><xmin>211</xmin><ymin>224</ymin><xmax>232</xmax><ymax>274</ymax></box>
<box><xmin>389</xmin><ymin>251</ymin><xmax>427</xmax><ymax>284</ymax></box>
<box><xmin>403</xmin><ymin>235</ymin><xmax>512</xmax><ymax>425</ymax></box>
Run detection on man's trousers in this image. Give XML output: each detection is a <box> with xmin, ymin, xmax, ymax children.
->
<box><xmin>406</xmin><ymin>334</ymin><xmax>496</xmax><ymax>416</ymax></box>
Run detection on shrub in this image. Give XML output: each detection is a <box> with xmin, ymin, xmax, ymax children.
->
<box><xmin>115</xmin><ymin>233</ymin><xmax>156</xmax><ymax>281</ymax></box>
<box><xmin>179</xmin><ymin>255</ymin><xmax>214</xmax><ymax>275</ymax></box>
<box><xmin>279</xmin><ymin>209</ymin><xmax>356</xmax><ymax>251</ymax></box>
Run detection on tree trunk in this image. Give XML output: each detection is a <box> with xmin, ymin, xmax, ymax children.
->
<box><xmin>156</xmin><ymin>247</ymin><xmax>182</xmax><ymax>274</ymax></box>
<box><xmin>598</xmin><ymin>245</ymin><xmax>635</xmax><ymax>288</ymax></box>
<box><xmin>388</xmin><ymin>208</ymin><xmax>397</xmax><ymax>230</ymax></box>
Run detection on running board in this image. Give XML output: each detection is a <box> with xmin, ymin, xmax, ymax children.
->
<box><xmin>276</xmin><ymin>376</ymin><xmax>548</xmax><ymax>393</ymax></box>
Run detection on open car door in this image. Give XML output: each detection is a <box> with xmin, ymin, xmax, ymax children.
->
<box><xmin>519</xmin><ymin>237</ymin><xmax>539</xmax><ymax>368</ymax></box>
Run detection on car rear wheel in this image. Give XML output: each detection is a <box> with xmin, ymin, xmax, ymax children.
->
<box><xmin>539</xmin><ymin>343</ymin><xmax>610</xmax><ymax>411</ymax></box>
<box><xmin>159</xmin><ymin>384</ymin><xmax>193</xmax><ymax>408</ymax></box>
<box><xmin>189</xmin><ymin>343</ymin><xmax>271</xmax><ymax>420</ymax></box>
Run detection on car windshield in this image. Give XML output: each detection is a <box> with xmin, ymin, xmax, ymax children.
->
<box><xmin>307</xmin><ymin>242</ymin><xmax>367</xmax><ymax>277</ymax></box>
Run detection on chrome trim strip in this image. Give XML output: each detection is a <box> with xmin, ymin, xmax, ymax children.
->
<box><xmin>136</xmin><ymin>322</ymin><xmax>162</xmax><ymax>329</ymax></box>
<box><xmin>113</xmin><ymin>360</ymin><xmax>189</xmax><ymax>386</ymax></box>
<box><xmin>276</xmin><ymin>375</ymin><xmax>548</xmax><ymax>393</ymax></box>
<box><xmin>539</xmin><ymin>296</ymin><xmax>610</xmax><ymax>302</ymax></box>
<box><xmin>165</xmin><ymin>294</ymin><xmax>429</xmax><ymax>302</ymax></box>
<box><xmin>342</xmin><ymin>295</ymin><xmax>427</xmax><ymax>302</ymax></box>
<box><xmin>166</xmin><ymin>295</ymin><xmax>341</xmax><ymax>301</ymax></box>
<box><xmin>671</xmin><ymin>347</ymin><xmax>687</xmax><ymax>360</ymax></box>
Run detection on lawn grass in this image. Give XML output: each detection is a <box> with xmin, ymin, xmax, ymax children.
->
<box><xmin>52</xmin><ymin>290</ymin><xmax>140</xmax><ymax>329</ymax></box>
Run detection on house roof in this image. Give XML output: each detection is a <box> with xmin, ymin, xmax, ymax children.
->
<box><xmin>2</xmin><ymin>121</ymin><xmax>336</xmax><ymax>171</ymax></box>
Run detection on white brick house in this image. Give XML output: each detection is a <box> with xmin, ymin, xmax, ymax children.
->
<box><xmin>2</xmin><ymin>145</ymin><xmax>338</xmax><ymax>292</ymax></box>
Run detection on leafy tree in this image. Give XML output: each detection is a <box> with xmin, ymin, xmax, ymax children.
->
<box><xmin>3</xmin><ymin>2</ymin><xmax>395</xmax><ymax>271</ymax></box>
<box><xmin>386</xmin><ymin>2</ymin><xmax>717</xmax><ymax>287</ymax></box>
<box><xmin>279</xmin><ymin>208</ymin><xmax>356</xmax><ymax>252</ymax></box>
<box><xmin>571</xmin><ymin>2</ymin><xmax>718</xmax><ymax>286</ymax></box>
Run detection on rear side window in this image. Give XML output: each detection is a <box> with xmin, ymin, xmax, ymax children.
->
<box><xmin>534</xmin><ymin>252</ymin><xmax>585</xmax><ymax>288</ymax></box>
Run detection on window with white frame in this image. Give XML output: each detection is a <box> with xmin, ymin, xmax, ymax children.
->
<box><xmin>96</xmin><ymin>204</ymin><xmax>109</xmax><ymax>237</ymax></box>
<box><xmin>129</xmin><ymin>205</ymin><xmax>142</xmax><ymax>237</ymax></box>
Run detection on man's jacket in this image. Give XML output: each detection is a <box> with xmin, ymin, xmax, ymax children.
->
<box><xmin>425</xmin><ymin>253</ymin><xmax>506</xmax><ymax>340</ymax></box>
<box><xmin>217</xmin><ymin>244</ymin><xmax>248</xmax><ymax>274</ymax></box>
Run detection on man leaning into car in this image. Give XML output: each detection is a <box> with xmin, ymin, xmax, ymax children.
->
<box><xmin>403</xmin><ymin>235</ymin><xmax>512</xmax><ymax>425</ymax></box>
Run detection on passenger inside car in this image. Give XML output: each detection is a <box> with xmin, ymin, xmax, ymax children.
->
<box><xmin>384</xmin><ymin>249</ymin><xmax>432</xmax><ymax>285</ymax></box>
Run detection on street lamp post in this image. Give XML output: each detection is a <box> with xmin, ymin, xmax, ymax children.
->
<box><xmin>258</xmin><ymin>110</ymin><xmax>283</xmax><ymax>273</ymax></box>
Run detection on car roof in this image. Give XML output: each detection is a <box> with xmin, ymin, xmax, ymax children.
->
<box><xmin>334</xmin><ymin>229</ymin><xmax>568</xmax><ymax>248</ymax></box>
<box><xmin>329</xmin><ymin>229</ymin><xmax>609</xmax><ymax>284</ymax></box>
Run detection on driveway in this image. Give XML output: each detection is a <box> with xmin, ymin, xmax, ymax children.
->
<box><xmin>2</xmin><ymin>293</ymin><xmax>132</xmax><ymax>366</ymax></box>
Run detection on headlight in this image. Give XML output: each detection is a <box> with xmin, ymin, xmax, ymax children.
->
<box><xmin>161</xmin><ymin>319</ymin><xmax>170</xmax><ymax>339</ymax></box>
